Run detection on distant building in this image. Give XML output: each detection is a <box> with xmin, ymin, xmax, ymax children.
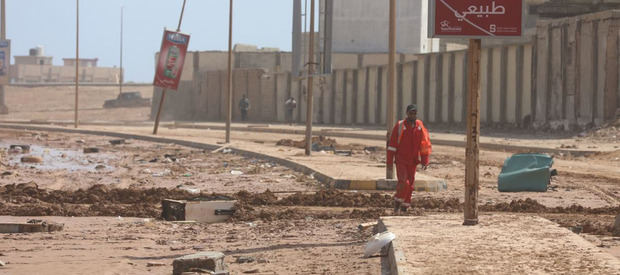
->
<box><xmin>10</xmin><ymin>46</ymin><xmax>119</xmax><ymax>84</ymax></box>
<box><xmin>62</xmin><ymin>58</ymin><xmax>99</xmax><ymax>68</ymax></box>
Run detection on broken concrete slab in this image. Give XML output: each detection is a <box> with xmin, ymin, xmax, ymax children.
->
<box><xmin>172</xmin><ymin>252</ymin><xmax>227</xmax><ymax>275</ymax></box>
<box><xmin>20</xmin><ymin>156</ymin><xmax>42</xmax><ymax>163</ymax></box>
<box><xmin>0</xmin><ymin>221</ymin><xmax>64</xmax><ymax>233</ymax></box>
<box><xmin>162</xmin><ymin>199</ymin><xmax>236</xmax><ymax>223</ymax></box>
<box><xmin>378</xmin><ymin>214</ymin><xmax>620</xmax><ymax>274</ymax></box>
<box><xmin>9</xmin><ymin>145</ymin><xmax>30</xmax><ymax>153</ymax></box>
<box><xmin>83</xmin><ymin>147</ymin><xmax>100</xmax><ymax>154</ymax></box>
<box><xmin>613</xmin><ymin>214</ymin><xmax>620</xmax><ymax>237</ymax></box>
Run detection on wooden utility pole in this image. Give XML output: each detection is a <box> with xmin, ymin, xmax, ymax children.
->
<box><xmin>226</xmin><ymin>0</ymin><xmax>233</xmax><ymax>143</ymax></box>
<box><xmin>464</xmin><ymin>39</ymin><xmax>481</xmax><ymax>226</ymax></box>
<box><xmin>304</xmin><ymin>0</ymin><xmax>315</xmax><ymax>156</ymax></box>
<box><xmin>0</xmin><ymin>0</ymin><xmax>8</xmax><ymax>115</ymax></box>
<box><xmin>153</xmin><ymin>0</ymin><xmax>187</xmax><ymax>135</ymax></box>
<box><xmin>74</xmin><ymin>0</ymin><xmax>79</xmax><ymax>128</ymax></box>
<box><xmin>386</xmin><ymin>0</ymin><xmax>397</xmax><ymax>179</ymax></box>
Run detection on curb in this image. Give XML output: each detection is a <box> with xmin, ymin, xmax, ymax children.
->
<box><xmin>0</xmin><ymin>123</ymin><xmax>411</xmax><ymax>191</ymax></box>
<box><xmin>377</xmin><ymin>218</ymin><xmax>407</xmax><ymax>275</ymax></box>
<box><xmin>0</xmin><ymin>120</ymin><xmax>602</xmax><ymax>157</ymax></box>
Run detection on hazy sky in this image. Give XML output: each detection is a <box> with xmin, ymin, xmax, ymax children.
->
<box><xmin>8</xmin><ymin>0</ymin><xmax>316</xmax><ymax>82</ymax></box>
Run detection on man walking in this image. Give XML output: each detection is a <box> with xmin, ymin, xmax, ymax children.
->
<box><xmin>238</xmin><ymin>95</ymin><xmax>250</xmax><ymax>121</ymax></box>
<box><xmin>386</xmin><ymin>104</ymin><xmax>432</xmax><ymax>214</ymax></box>
<box><xmin>285</xmin><ymin>97</ymin><xmax>297</xmax><ymax>125</ymax></box>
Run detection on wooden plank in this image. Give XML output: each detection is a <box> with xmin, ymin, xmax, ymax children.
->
<box><xmin>464</xmin><ymin>39</ymin><xmax>481</xmax><ymax>226</ymax></box>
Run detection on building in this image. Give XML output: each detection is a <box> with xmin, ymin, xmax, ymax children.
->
<box><xmin>62</xmin><ymin>58</ymin><xmax>99</xmax><ymax>68</ymax></box>
<box><xmin>10</xmin><ymin>46</ymin><xmax>119</xmax><ymax>84</ymax></box>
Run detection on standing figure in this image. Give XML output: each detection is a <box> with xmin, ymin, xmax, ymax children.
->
<box><xmin>285</xmin><ymin>97</ymin><xmax>297</xmax><ymax>125</ymax></box>
<box><xmin>238</xmin><ymin>94</ymin><xmax>250</xmax><ymax>121</ymax></box>
<box><xmin>386</xmin><ymin>104</ymin><xmax>432</xmax><ymax>214</ymax></box>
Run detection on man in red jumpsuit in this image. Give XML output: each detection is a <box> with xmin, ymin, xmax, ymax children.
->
<box><xmin>387</xmin><ymin>104</ymin><xmax>432</xmax><ymax>214</ymax></box>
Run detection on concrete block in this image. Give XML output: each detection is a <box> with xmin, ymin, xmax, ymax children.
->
<box><xmin>377</xmin><ymin>179</ymin><xmax>398</xmax><ymax>190</ymax></box>
<box><xmin>613</xmin><ymin>215</ymin><xmax>620</xmax><ymax>237</ymax></box>
<box><xmin>348</xmin><ymin>180</ymin><xmax>377</xmax><ymax>190</ymax></box>
<box><xmin>162</xmin><ymin>199</ymin><xmax>236</xmax><ymax>223</ymax></box>
<box><xmin>172</xmin><ymin>252</ymin><xmax>227</xmax><ymax>275</ymax></box>
<box><xmin>0</xmin><ymin>221</ymin><xmax>64</xmax><ymax>233</ymax></box>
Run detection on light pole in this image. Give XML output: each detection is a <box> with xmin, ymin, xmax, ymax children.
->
<box><xmin>386</xmin><ymin>0</ymin><xmax>396</xmax><ymax>178</ymax></box>
<box><xmin>119</xmin><ymin>6</ymin><xmax>124</xmax><ymax>97</ymax></box>
<box><xmin>304</xmin><ymin>0</ymin><xmax>315</xmax><ymax>156</ymax></box>
<box><xmin>0</xmin><ymin>0</ymin><xmax>8</xmax><ymax>115</ymax></box>
<box><xmin>74</xmin><ymin>0</ymin><xmax>80</xmax><ymax>128</ymax></box>
<box><xmin>226</xmin><ymin>0</ymin><xmax>233</xmax><ymax>143</ymax></box>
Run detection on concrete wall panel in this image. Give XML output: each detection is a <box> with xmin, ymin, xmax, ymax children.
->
<box><xmin>579</xmin><ymin>21</ymin><xmax>595</xmax><ymax>126</ymax></box>
<box><xmin>507</xmin><ymin>46</ymin><xmax>518</xmax><ymax>124</ymax></box>
<box><xmin>368</xmin><ymin>67</ymin><xmax>378</xmax><ymax>124</ymax></box>
<box><xmin>442</xmin><ymin>54</ymin><xmax>450</xmax><ymax>123</ymax></box>
<box><xmin>454</xmin><ymin>52</ymin><xmax>465</xmax><ymax>123</ymax></box>
<box><xmin>429</xmin><ymin>55</ymin><xmax>438</xmax><ymax>123</ymax></box>
<box><xmin>492</xmin><ymin>47</ymin><xmax>502</xmax><ymax>123</ymax></box>
<box><xmin>480</xmin><ymin>49</ymin><xmax>489</xmax><ymax>123</ymax></box>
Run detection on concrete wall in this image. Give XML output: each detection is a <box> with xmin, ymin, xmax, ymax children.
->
<box><xmin>153</xmin><ymin>11</ymin><xmax>620</xmax><ymax>130</ymax></box>
<box><xmin>535</xmin><ymin>10</ymin><xmax>620</xmax><ymax>129</ymax></box>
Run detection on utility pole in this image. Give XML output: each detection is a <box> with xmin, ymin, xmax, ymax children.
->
<box><xmin>304</xmin><ymin>0</ymin><xmax>315</xmax><ymax>156</ymax></box>
<box><xmin>291</xmin><ymin>0</ymin><xmax>302</xmax><ymax>77</ymax></box>
<box><xmin>464</xmin><ymin>38</ymin><xmax>481</xmax><ymax>226</ymax></box>
<box><xmin>225</xmin><ymin>0</ymin><xmax>233</xmax><ymax>143</ymax></box>
<box><xmin>74</xmin><ymin>0</ymin><xmax>80</xmax><ymax>128</ymax></box>
<box><xmin>0</xmin><ymin>0</ymin><xmax>8</xmax><ymax>115</ymax></box>
<box><xmin>386</xmin><ymin>0</ymin><xmax>397</xmax><ymax>179</ymax></box>
<box><xmin>119</xmin><ymin>6</ymin><xmax>124</xmax><ymax>97</ymax></box>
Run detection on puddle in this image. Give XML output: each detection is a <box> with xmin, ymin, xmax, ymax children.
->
<box><xmin>2</xmin><ymin>142</ymin><xmax>117</xmax><ymax>172</ymax></box>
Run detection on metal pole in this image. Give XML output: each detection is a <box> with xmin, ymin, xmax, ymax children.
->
<box><xmin>152</xmin><ymin>0</ymin><xmax>187</xmax><ymax>135</ymax></box>
<box><xmin>119</xmin><ymin>6</ymin><xmax>124</xmax><ymax>97</ymax></box>
<box><xmin>304</xmin><ymin>0</ymin><xmax>315</xmax><ymax>156</ymax></box>
<box><xmin>464</xmin><ymin>38</ymin><xmax>481</xmax><ymax>226</ymax></box>
<box><xmin>0</xmin><ymin>0</ymin><xmax>8</xmax><ymax>115</ymax></box>
<box><xmin>386</xmin><ymin>0</ymin><xmax>396</xmax><ymax>179</ymax></box>
<box><xmin>226</xmin><ymin>0</ymin><xmax>233</xmax><ymax>143</ymax></box>
<box><xmin>74</xmin><ymin>0</ymin><xmax>79</xmax><ymax>129</ymax></box>
<box><xmin>292</xmin><ymin>0</ymin><xmax>302</xmax><ymax>77</ymax></box>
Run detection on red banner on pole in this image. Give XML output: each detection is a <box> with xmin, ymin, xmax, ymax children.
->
<box><xmin>153</xmin><ymin>30</ymin><xmax>190</xmax><ymax>90</ymax></box>
<box><xmin>429</xmin><ymin>0</ymin><xmax>523</xmax><ymax>38</ymax></box>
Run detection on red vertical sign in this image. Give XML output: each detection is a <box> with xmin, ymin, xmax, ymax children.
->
<box><xmin>429</xmin><ymin>0</ymin><xmax>523</xmax><ymax>38</ymax></box>
<box><xmin>153</xmin><ymin>30</ymin><xmax>190</xmax><ymax>90</ymax></box>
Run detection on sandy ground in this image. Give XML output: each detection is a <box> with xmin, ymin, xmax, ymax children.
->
<box><xmin>0</xmin><ymin>216</ymin><xmax>379</xmax><ymax>275</ymax></box>
<box><xmin>0</xmin><ymin>85</ymin><xmax>619</xmax><ymax>274</ymax></box>
<box><xmin>1</xmin><ymin>85</ymin><xmax>153</xmax><ymax>122</ymax></box>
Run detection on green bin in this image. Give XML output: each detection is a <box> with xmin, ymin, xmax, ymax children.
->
<box><xmin>498</xmin><ymin>154</ymin><xmax>553</xmax><ymax>192</ymax></box>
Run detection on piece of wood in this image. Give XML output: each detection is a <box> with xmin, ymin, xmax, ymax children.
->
<box><xmin>464</xmin><ymin>39</ymin><xmax>481</xmax><ymax>226</ymax></box>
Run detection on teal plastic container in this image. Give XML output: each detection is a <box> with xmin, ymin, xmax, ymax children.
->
<box><xmin>498</xmin><ymin>154</ymin><xmax>553</xmax><ymax>192</ymax></box>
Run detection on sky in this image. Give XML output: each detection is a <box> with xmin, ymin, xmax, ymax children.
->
<box><xmin>7</xmin><ymin>0</ymin><xmax>317</xmax><ymax>82</ymax></box>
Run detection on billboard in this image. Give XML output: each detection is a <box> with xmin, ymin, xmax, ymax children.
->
<box><xmin>0</xmin><ymin>40</ymin><xmax>10</xmax><ymax>85</ymax></box>
<box><xmin>428</xmin><ymin>0</ymin><xmax>524</xmax><ymax>38</ymax></box>
<box><xmin>153</xmin><ymin>30</ymin><xmax>190</xmax><ymax>90</ymax></box>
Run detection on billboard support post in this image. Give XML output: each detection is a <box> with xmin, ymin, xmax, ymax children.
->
<box><xmin>153</xmin><ymin>0</ymin><xmax>188</xmax><ymax>135</ymax></box>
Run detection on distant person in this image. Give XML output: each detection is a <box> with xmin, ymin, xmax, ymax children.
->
<box><xmin>285</xmin><ymin>97</ymin><xmax>297</xmax><ymax>125</ymax></box>
<box><xmin>238</xmin><ymin>95</ymin><xmax>250</xmax><ymax>121</ymax></box>
<box><xmin>386</xmin><ymin>104</ymin><xmax>432</xmax><ymax>215</ymax></box>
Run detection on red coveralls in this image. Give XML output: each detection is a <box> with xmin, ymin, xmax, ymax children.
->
<box><xmin>387</xmin><ymin>119</ymin><xmax>431</xmax><ymax>208</ymax></box>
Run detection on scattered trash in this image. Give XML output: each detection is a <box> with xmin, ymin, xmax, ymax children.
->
<box><xmin>20</xmin><ymin>156</ymin><xmax>43</xmax><ymax>164</ymax></box>
<box><xmin>9</xmin><ymin>145</ymin><xmax>30</xmax><ymax>154</ymax></box>
<box><xmin>570</xmin><ymin>226</ymin><xmax>583</xmax><ymax>234</ymax></box>
<box><xmin>243</xmin><ymin>269</ymin><xmax>260</xmax><ymax>274</ymax></box>
<box><xmin>335</xmin><ymin>150</ymin><xmax>352</xmax><ymax>156</ymax></box>
<box><xmin>0</xmin><ymin>260</ymin><xmax>4</xmax><ymax>267</ymax></box>
<box><xmin>141</xmin><ymin>168</ymin><xmax>153</xmax><ymax>174</ymax></box>
<box><xmin>76</xmin><ymin>139</ymin><xmax>86</xmax><ymax>144</ymax></box>
<box><xmin>109</xmin><ymin>139</ymin><xmax>126</xmax><ymax>145</ymax></box>
<box><xmin>1</xmin><ymin>171</ymin><xmax>13</xmax><ymax>176</ymax></box>
<box><xmin>364</xmin><ymin>231</ymin><xmax>396</xmax><ymax>258</ymax></box>
<box><xmin>358</xmin><ymin>221</ymin><xmax>378</xmax><ymax>231</ymax></box>
<box><xmin>230</xmin><ymin>170</ymin><xmax>243</xmax><ymax>175</ymax></box>
<box><xmin>182</xmin><ymin>173</ymin><xmax>192</xmax><ymax>177</ymax></box>
<box><xmin>152</xmin><ymin>169</ymin><xmax>171</xmax><ymax>177</ymax></box>
<box><xmin>149</xmin><ymin>158</ymin><xmax>158</xmax><ymax>163</ymax></box>
<box><xmin>164</xmin><ymin>154</ymin><xmax>178</xmax><ymax>162</ymax></box>
<box><xmin>222</xmin><ymin>148</ymin><xmax>233</xmax><ymax>154</ymax></box>
<box><xmin>147</xmin><ymin>262</ymin><xmax>167</xmax><ymax>267</ymax></box>
<box><xmin>95</xmin><ymin>165</ymin><xmax>106</xmax><ymax>170</ymax></box>
<box><xmin>83</xmin><ymin>147</ymin><xmax>100</xmax><ymax>154</ymax></box>
<box><xmin>235</xmin><ymin>256</ymin><xmax>255</xmax><ymax>264</ymax></box>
